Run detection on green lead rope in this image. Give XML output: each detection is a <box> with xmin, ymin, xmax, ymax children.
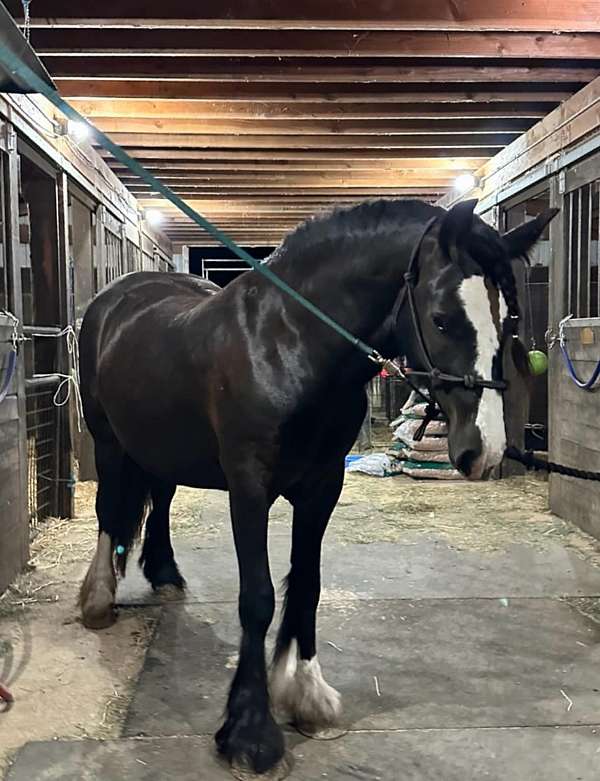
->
<box><xmin>0</xmin><ymin>45</ymin><xmax>386</xmax><ymax>366</ymax></box>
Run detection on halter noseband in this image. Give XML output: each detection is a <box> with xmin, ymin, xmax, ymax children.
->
<box><xmin>375</xmin><ymin>215</ymin><xmax>508</xmax><ymax>429</ymax></box>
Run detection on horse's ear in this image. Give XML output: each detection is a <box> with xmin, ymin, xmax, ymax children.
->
<box><xmin>502</xmin><ymin>208</ymin><xmax>559</xmax><ymax>258</ymax></box>
<box><xmin>439</xmin><ymin>199</ymin><xmax>478</xmax><ymax>253</ymax></box>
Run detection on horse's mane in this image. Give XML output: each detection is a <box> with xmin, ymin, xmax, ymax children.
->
<box><xmin>267</xmin><ymin>198</ymin><xmax>442</xmax><ymax>264</ymax></box>
<box><xmin>267</xmin><ymin>198</ymin><xmax>526</xmax><ymax>372</ymax></box>
<box><xmin>466</xmin><ymin>215</ymin><xmax>531</xmax><ymax>379</ymax></box>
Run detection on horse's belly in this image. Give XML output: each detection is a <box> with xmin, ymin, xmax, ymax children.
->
<box><xmin>108</xmin><ymin>407</ymin><xmax>227</xmax><ymax>489</ymax></box>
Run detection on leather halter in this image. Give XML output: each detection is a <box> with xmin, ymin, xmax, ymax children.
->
<box><xmin>380</xmin><ymin>216</ymin><xmax>508</xmax><ymax>431</ymax></box>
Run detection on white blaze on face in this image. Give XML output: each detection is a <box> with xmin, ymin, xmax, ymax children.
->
<box><xmin>458</xmin><ymin>277</ymin><xmax>507</xmax><ymax>467</ymax></box>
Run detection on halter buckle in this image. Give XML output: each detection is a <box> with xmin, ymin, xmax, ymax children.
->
<box><xmin>368</xmin><ymin>351</ymin><xmax>405</xmax><ymax>378</ymax></box>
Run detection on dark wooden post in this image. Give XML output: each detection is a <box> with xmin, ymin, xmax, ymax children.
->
<box><xmin>500</xmin><ymin>259</ymin><xmax>529</xmax><ymax>477</ymax></box>
<box><xmin>0</xmin><ymin>121</ymin><xmax>29</xmax><ymax>591</ymax></box>
<box><xmin>57</xmin><ymin>172</ymin><xmax>75</xmax><ymax>519</ymax></box>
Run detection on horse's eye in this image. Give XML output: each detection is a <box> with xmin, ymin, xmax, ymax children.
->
<box><xmin>433</xmin><ymin>315</ymin><xmax>447</xmax><ymax>333</ymax></box>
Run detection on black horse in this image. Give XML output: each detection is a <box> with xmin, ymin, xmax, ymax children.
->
<box><xmin>78</xmin><ymin>198</ymin><xmax>556</xmax><ymax>773</ymax></box>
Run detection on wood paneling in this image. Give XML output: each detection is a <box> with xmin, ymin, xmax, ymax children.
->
<box><xmin>550</xmin><ymin>321</ymin><xmax>600</xmax><ymax>539</ymax></box>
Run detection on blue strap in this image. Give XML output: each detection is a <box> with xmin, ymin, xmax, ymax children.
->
<box><xmin>0</xmin><ymin>348</ymin><xmax>17</xmax><ymax>404</ymax></box>
<box><xmin>560</xmin><ymin>340</ymin><xmax>600</xmax><ymax>390</ymax></box>
<box><xmin>558</xmin><ymin>316</ymin><xmax>600</xmax><ymax>390</ymax></box>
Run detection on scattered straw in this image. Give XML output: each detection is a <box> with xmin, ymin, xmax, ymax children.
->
<box><xmin>560</xmin><ymin>689</ymin><xmax>573</xmax><ymax>712</ymax></box>
<box><xmin>373</xmin><ymin>676</ymin><xmax>381</xmax><ymax>697</ymax></box>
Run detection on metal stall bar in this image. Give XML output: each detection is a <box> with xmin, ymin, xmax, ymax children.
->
<box><xmin>576</xmin><ymin>186</ymin><xmax>583</xmax><ymax>317</ymax></box>
<box><xmin>567</xmin><ymin>190</ymin><xmax>574</xmax><ymax>316</ymax></box>
<box><xmin>587</xmin><ymin>183</ymin><xmax>593</xmax><ymax>317</ymax></box>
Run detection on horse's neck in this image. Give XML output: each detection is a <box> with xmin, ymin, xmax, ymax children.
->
<box><xmin>270</xmin><ymin>231</ymin><xmax>413</xmax><ymax>354</ymax></box>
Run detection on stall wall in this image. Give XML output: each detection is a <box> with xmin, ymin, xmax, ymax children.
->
<box><xmin>0</xmin><ymin>94</ymin><xmax>174</xmax><ymax>593</ymax></box>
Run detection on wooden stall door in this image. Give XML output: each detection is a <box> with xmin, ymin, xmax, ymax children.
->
<box><xmin>17</xmin><ymin>145</ymin><xmax>71</xmax><ymax>530</ymax></box>
<box><xmin>69</xmin><ymin>188</ymin><xmax>96</xmax><ymax>480</ymax></box>
<box><xmin>548</xmin><ymin>153</ymin><xmax>600</xmax><ymax>538</ymax></box>
<box><xmin>0</xmin><ymin>146</ymin><xmax>28</xmax><ymax>593</ymax></box>
<box><xmin>502</xmin><ymin>187</ymin><xmax>553</xmax><ymax>452</ymax></box>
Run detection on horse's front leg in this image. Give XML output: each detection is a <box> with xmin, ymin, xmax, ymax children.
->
<box><xmin>215</xmin><ymin>462</ymin><xmax>284</xmax><ymax>774</ymax></box>
<box><xmin>271</xmin><ymin>460</ymin><xmax>344</xmax><ymax>731</ymax></box>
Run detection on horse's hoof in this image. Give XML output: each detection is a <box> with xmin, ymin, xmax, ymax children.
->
<box><xmin>81</xmin><ymin>602</ymin><xmax>117</xmax><ymax>630</ymax></box>
<box><xmin>147</xmin><ymin>561</ymin><xmax>186</xmax><ymax>593</ymax></box>
<box><xmin>294</xmin><ymin>724</ymin><xmax>348</xmax><ymax>741</ymax></box>
<box><xmin>230</xmin><ymin>755</ymin><xmax>292</xmax><ymax>781</ymax></box>
<box><xmin>216</xmin><ymin>710</ymin><xmax>285</xmax><ymax>776</ymax></box>
<box><xmin>154</xmin><ymin>584</ymin><xmax>186</xmax><ymax>602</ymax></box>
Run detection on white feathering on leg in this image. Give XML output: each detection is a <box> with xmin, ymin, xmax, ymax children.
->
<box><xmin>291</xmin><ymin>656</ymin><xmax>342</xmax><ymax>729</ymax></box>
<box><xmin>270</xmin><ymin>645</ymin><xmax>341</xmax><ymax>729</ymax></box>
<box><xmin>270</xmin><ymin>639</ymin><xmax>299</xmax><ymax>715</ymax></box>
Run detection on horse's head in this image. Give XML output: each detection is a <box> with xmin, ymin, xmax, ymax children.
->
<box><xmin>403</xmin><ymin>199</ymin><xmax>558</xmax><ymax>480</ymax></box>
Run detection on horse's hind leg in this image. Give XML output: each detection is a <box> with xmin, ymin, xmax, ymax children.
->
<box><xmin>80</xmin><ymin>434</ymin><xmax>150</xmax><ymax>629</ymax></box>
<box><xmin>139</xmin><ymin>478</ymin><xmax>186</xmax><ymax>596</ymax></box>
<box><xmin>271</xmin><ymin>461</ymin><xmax>344</xmax><ymax>731</ymax></box>
<box><xmin>80</xmin><ymin>437</ymin><xmax>123</xmax><ymax>629</ymax></box>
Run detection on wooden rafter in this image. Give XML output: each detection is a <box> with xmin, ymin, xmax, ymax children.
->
<box><xmin>93</xmin><ymin>132</ymin><xmax>515</xmax><ymax>149</ymax></box>
<box><xmin>68</xmin><ymin>100</ymin><xmax>552</xmax><ymax>120</ymax></box>
<box><xmin>90</xmin><ymin>117</ymin><xmax>532</xmax><ymax>135</ymax></box>
<box><xmin>30</xmin><ymin>29</ymin><xmax>600</xmax><ymax>59</ymax></box>
<box><xmin>9</xmin><ymin>0</ymin><xmax>600</xmax><ymax>32</ymax></box>
<box><xmin>56</xmin><ymin>81</ymin><xmax>573</xmax><ymax>102</ymax></box>
<box><xmin>40</xmin><ymin>58</ymin><xmax>600</xmax><ymax>83</ymax></box>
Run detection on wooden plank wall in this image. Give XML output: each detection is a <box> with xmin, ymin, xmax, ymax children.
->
<box><xmin>0</xmin><ymin>320</ymin><xmax>27</xmax><ymax>595</ymax></box>
<box><xmin>548</xmin><ymin>320</ymin><xmax>600</xmax><ymax>539</ymax></box>
<box><xmin>452</xmin><ymin>78</ymin><xmax>600</xmax><ymax>538</ymax></box>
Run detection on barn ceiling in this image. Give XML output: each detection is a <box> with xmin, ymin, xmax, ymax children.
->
<box><xmin>6</xmin><ymin>1</ymin><xmax>600</xmax><ymax>247</ymax></box>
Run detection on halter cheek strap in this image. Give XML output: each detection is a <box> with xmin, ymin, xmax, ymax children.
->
<box><xmin>385</xmin><ymin>216</ymin><xmax>508</xmax><ymax>396</ymax></box>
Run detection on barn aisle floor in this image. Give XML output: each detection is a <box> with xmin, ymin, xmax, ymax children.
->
<box><xmin>3</xmin><ymin>474</ymin><xmax>600</xmax><ymax>780</ymax></box>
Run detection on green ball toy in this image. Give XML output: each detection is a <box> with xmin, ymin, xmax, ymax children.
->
<box><xmin>528</xmin><ymin>349</ymin><xmax>548</xmax><ymax>376</ymax></box>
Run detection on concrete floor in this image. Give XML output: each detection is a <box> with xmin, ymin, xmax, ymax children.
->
<box><xmin>4</xmin><ymin>474</ymin><xmax>600</xmax><ymax>779</ymax></box>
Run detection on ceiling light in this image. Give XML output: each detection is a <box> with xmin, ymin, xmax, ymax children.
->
<box><xmin>67</xmin><ymin>120</ymin><xmax>91</xmax><ymax>143</ymax></box>
<box><xmin>144</xmin><ymin>208</ymin><xmax>164</xmax><ymax>227</ymax></box>
<box><xmin>454</xmin><ymin>173</ymin><xmax>477</xmax><ymax>193</ymax></box>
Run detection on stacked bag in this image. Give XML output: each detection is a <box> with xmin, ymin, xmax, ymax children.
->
<box><xmin>387</xmin><ymin>392</ymin><xmax>463</xmax><ymax>480</ymax></box>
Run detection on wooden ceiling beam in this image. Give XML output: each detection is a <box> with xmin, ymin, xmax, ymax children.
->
<box><xmin>69</xmin><ymin>99</ymin><xmax>551</xmax><ymax>120</ymax></box>
<box><xmin>119</xmin><ymin>173</ymin><xmax>459</xmax><ymax>184</ymax></box>
<box><xmin>137</xmin><ymin>196</ymin><xmax>394</xmax><ymax>203</ymax></box>
<box><xmin>11</xmin><ymin>0</ymin><xmax>600</xmax><ymax>32</ymax></box>
<box><xmin>138</xmin><ymin>194</ymin><xmax>440</xmax><ymax>204</ymax></box>
<box><xmin>112</xmin><ymin>149</ymin><xmax>492</xmax><ymax>161</ymax></box>
<box><xmin>94</xmin><ymin>132</ymin><xmax>514</xmax><ymax>149</ymax></box>
<box><xmin>165</xmin><ymin>224</ymin><xmax>324</xmax><ymax>229</ymax></box>
<box><xmin>128</xmin><ymin>180</ymin><xmax>451</xmax><ymax>190</ymax></box>
<box><xmin>108</xmin><ymin>158</ymin><xmax>486</xmax><ymax>173</ymax></box>
<box><xmin>31</xmin><ymin>29</ymin><xmax>600</xmax><ymax>59</ymax></box>
<box><xmin>42</xmin><ymin>58</ymin><xmax>600</xmax><ymax>83</ymax></box>
<box><xmin>139</xmin><ymin>207</ymin><xmax>385</xmax><ymax>215</ymax></box>
<box><xmin>55</xmin><ymin>80</ymin><xmax>574</xmax><ymax>102</ymax></box>
<box><xmin>132</xmin><ymin>189</ymin><xmax>445</xmax><ymax>197</ymax></box>
<box><xmin>90</xmin><ymin>117</ymin><xmax>531</xmax><ymax>135</ymax></box>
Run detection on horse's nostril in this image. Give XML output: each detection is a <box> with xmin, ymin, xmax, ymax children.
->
<box><xmin>456</xmin><ymin>449</ymin><xmax>477</xmax><ymax>476</ymax></box>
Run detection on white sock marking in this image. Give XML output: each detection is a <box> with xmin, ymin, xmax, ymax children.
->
<box><xmin>270</xmin><ymin>646</ymin><xmax>341</xmax><ymax>727</ymax></box>
<box><xmin>459</xmin><ymin>277</ymin><xmax>506</xmax><ymax>465</ymax></box>
<box><xmin>270</xmin><ymin>639</ymin><xmax>298</xmax><ymax>707</ymax></box>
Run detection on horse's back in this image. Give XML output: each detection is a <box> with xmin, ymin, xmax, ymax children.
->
<box><xmin>83</xmin><ymin>271</ymin><xmax>219</xmax><ymax>326</ymax></box>
<box><xmin>81</xmin><ymin>271</ymin><xmax>218</xmax><ymax>361</ymax></box>
<box><xmin>79</xmin><ymin>271</ymin><xmax>227</xmax><ymax>484</ymax></box>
